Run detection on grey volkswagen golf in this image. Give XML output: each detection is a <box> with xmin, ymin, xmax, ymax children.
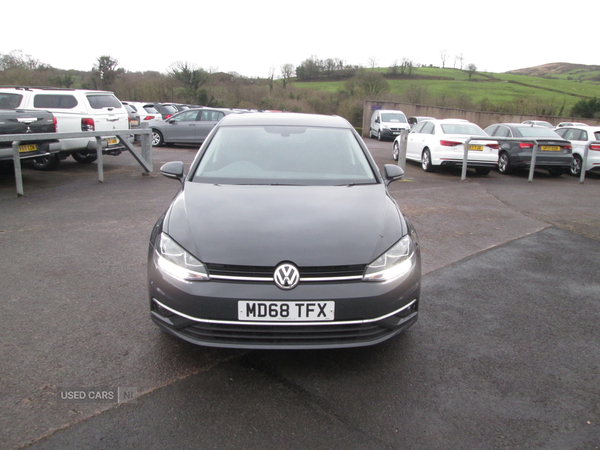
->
<box><xmin>148</xmin><ymin>112</ymin><xmax>421</xmax><ymax>349</ymax></box>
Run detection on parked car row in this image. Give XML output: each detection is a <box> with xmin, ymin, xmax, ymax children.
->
<box><xmin>385</xmin><ymin>112</ymin><xmax>599</xmax><ymax>177</ymax></box>
<box><xmin>0</xmin><ymin>86</ymin><xmax>131</xmax><ymax>170</ymax></box>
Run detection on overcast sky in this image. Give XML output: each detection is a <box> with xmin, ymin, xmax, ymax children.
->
<box><xmin>4</xmin><ymin>0</ymin><xmax>598</xmax><ymax>78</ymax></box>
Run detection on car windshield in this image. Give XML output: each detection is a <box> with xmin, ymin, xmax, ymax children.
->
<box><xmin>381</xmin><ymin>113</ymin><xmax>407</xmax><ymax>123</ymax></box>
<box><xmin>517</xmin><ymin>127</ymin><xmax>561</xmax><ymax>138</ymax></box>
<box><xmin>440</xmin><ymin>123</ymin><xmax>486</xmax><ymax>136</ymax></box>
<box><xmin>192</xmin><ymin>125</ymin><xmax>377</xmax><ymax>186</ymax></box>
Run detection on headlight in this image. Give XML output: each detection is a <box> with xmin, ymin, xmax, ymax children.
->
<box><xmin>155</xmin><ymin>233</ymin><xmax>209</xmax><ymax>281</ymax></box>
<box><xmin>363</xmin><ymin>234</ymin><xmax>416</xmax><ymax>282</ymax></box>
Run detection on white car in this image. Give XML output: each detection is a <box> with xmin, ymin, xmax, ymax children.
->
<box><xmin>556</xmin><ymin>122</ymin><xmax>588</xmax><ymax>129</ymax></box>
<box><xmin>122</xmin><ymin>102</ymin><xmax>163</xmax><ymax>124</ymax></box>
<box><xmin>398</xmin><ymin>119</ymin><xmax>498</xmax><ymax>174</ymax></box>
<box><xmin>554</xmin><ymin>125</ymin><xmax>600</xmax><ymax>176</ymax></box>
<box><xmin>0</xmin><ymin>87</ymin><xmax>130</xmax><ymax>167</ymax></box>
<box><xmin>369</xmin><ymin>109</ymin><xmax>410</xmax><ymax>141</ymax></box>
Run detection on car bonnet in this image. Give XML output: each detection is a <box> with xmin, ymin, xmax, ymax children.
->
<box><xmin>163</xmin><ymin>182</ymin><xmax>405</xmax><ymax>268</ymax></box>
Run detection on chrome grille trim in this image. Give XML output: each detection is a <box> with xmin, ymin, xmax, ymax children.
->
<box><xmin>153</xmin><ymin>298</ymin><xmax>417</xmax><ymax>327</ymax></box>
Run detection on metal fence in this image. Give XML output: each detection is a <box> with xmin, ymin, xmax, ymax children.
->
<box><xmin>395</xmin><ymin>130</ymin><xmax>598</xmax><ymax>183</ymax></box>
<box><xmin>0</xmin><ymin>125</ymin><xmax>152</xmax><ymax>196</ymax></box>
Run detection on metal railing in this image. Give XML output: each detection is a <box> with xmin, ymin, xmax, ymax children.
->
<box><xmin>395</xmin><ymin>132</ymin><xmax>596</xmax><ymax>183</ymax></box>
<box><xmin>0</xmin><ymin>124</ymin><xmax>152</xmax><ymax>196</ymax></box>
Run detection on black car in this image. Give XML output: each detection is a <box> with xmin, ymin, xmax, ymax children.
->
<box><xmin>484</xmin><ymin>123</ymin><xmax>573</xmax><ymax>175</ymax></box>
<box><xmin>148</xmin><ymin>113</ymin><xmax>421</xmax><ymax>349</ymax></box>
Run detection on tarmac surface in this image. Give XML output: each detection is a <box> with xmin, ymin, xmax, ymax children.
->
<box><xmin>1</xmin><ymin>138</ymin><xmax>599</xmax><ymax>449</ymax></box>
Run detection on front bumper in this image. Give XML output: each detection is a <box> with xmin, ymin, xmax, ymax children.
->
<box><xmin>148</xmin><ymin>250</ymin><xmax>421</xmax><ymax>349</ymax></box>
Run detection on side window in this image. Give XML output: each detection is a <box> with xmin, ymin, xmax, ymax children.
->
<box><xmin>421</xmin><ymin>122</ymin><xmax>435</xmax><ymax>134</ymax></box>
<box><xmin>496</xmin><ymin>126</ymin><xmax>511</xmax><ymax>138</ymax></box>
<box><xmin>555</xmin><ymin>128</ymin><xmax>567</xmax><ymax>138</ymax></box>
<box><xmin>200</xmin><ymin>110</ymin><xmax>221</xmax><ymax>121</ymax></box>
<box><xmin>565</xmin><ymin>129</ymin><xmax>582</xmax><ymax>141</ymax></box>
<box><xmin>485</xmin><ymin>126</ymin><xmax>497</xmax><ymax>136</ymax></box>
<box><xmin>580</xmin><ymin>130</ymin><xmax>588</xmax><ymax>141</ymax></box>
<box><xmin>172</xmin><ymin>110</ymin><xmax>199</xmax><ymax>122</ymax></box>
<box><xmin>410</xmin><ymin>122</ymin><xmax>426</xmax><ymax>133</ymax></box>
<box><xmin>33</xmin><ymin>94</ymin><xmax>78</xmax><ymax>109</ymax></box>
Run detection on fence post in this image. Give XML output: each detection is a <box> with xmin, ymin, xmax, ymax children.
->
<box><xmin>140</xmin><ymin>123</ymin><xmax>153</xmax><ymax>175</ymax></box>
<box><xmin>398</xmin><ymin>129</ymin><xmax>409</xmax><ymax>171</ymax></box>
<box><xmin>461</xmin><ymin>138</ymin><xmax>472</xmax><ymax>181</ymax></box>
<box><xmin>96</xmin><ymin>137</ymin><xmax>104</xmax><ymax>183</ymax></box>
<box><xmin>579</xmin><ymin>143</ymin><xmax>590</xmax><ymax>184</ymax></box>
<box><xmin>12</xmin><ymin>141</ymin><xmax>24</xmax><ymax>197</ymax></box>
<box><xmin>528</xmin><ymin>141</ymin><xmax>538</xmax><ymax>183</ymax></box>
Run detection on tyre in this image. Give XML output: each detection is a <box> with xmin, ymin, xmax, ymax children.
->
<box><xmin>570</xmin><ymin>154</ymin><xmax>582</xmax><ymax>177</ymax></box>
<box><xmin>392</xmin><ymin>142</ymin><xmax>399</xmax><ymax>161</ymax></box>
<box><xmin>71</xmin><ymin>151</ymin><xmax>97</xmax><ymax>164</ymax></box>
<box><xmin>151</xmin><ymin>130</ymin><xmax>164</xmax><ymax>147</ymax></box>
<box><xmin>498</xmin><ymin>152</ymin><xmax>511</xmax><ymax>174</ymax></box>
<box><xmin>475</xmin><ymin>167</ymin><xmax>491</xmax><ymax>175</ymax></box>
<box><xmin>548</xmin><ymin>168</ymin><xmax>565</xmax><ymax>177</ymax></box>
<box><xmin>31</xmin><ymin>154</ymin><xmax>60</xmax><ymax>171</ymax></box>
<box><xmin>421</xmin><ymin>149</ymin><xmax>434</xmax><ymax>172</ymax></box>
<box><xmin>377</xmin><ymin>130</ymin><xmax>382</xmax><ymax>141</ymax></box>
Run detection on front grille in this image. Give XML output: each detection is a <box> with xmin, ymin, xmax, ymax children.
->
<box><xmin>179</xmin><ymin>321</ymin><xmax>400</xmax><ymax>347</ymax></box>
<box><xmin>205</xmin><ymin>263</ymin><xmax>366</xmax><ymax>281</ymax></box>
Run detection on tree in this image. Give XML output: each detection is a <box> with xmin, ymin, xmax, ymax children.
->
<box><xmin>356</xmin><ymin>70</ymin><xmax>389</xmax><ymax>96</ymax></box>
<box><xmin>0</xmin><ymin>49</ymin><xmax>50</xmax><ymax>70</ymax></box>
<box><xmin>440</xmin><ymin>50</ymin><xmax>448</xmax><ymax>69</ymax></box>
<box><xmin>571</xmin><ymin>98</ymin><xmax>600</xmax><ymax>118</ymax></box>
<box><xmin>368</xmin><ymin>56</ymin><xmax>378</xmax><ymax>69</ymax></box>
<box><xmin>280</xmin><ymin>63</ymin><xmax>295</xmax><ymax>88</ymax></box>
<box><xmin>267</xmin><ymin>66</ymin><xmax>275</xmax><ymax>92</ymax></box>
<box><xmin>467</xmin><ymin>63</ymin><xmax>477</xmax><ymax>80</ymax></box>
<box><xmin>169</xmin><ymin>61</ymin><xmax>209</xmax><ymax>104</ymax></box>
<box><xmin>92</xmin><ymin>55</ymin><xmax>123</xmax><ymax>90</ymax></box>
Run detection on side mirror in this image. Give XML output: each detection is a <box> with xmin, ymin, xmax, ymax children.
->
<box><xmin>383</xmin><ymin>164</ymin><xmax>404</xmax><ymax>186</ymax></box>
<box><xmin>160</xmin><ymin>161</ymin><xmax>185</xmax><ymax>185</ymax></box>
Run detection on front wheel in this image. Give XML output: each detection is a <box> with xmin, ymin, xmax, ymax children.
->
<box><xmin>71</xmin><ymin>151</ymin><xmax>97</xmax><ymax>164</ymax></box>
<box><xmin>498</xmin><ymin>152</ymin><xmax>511</xmax><ymax>174</ymax></box>
<box><xmin>151</xmin><ymin>130</ymin><xmax>164</xmax><ymax>147</ymax></box>
<box><xmin>421</xmin><ymin>149</ymin><xmax>434</xmax><ymax>172</ymax></box>
<box><xmin>570</xmin><ymin>154</ymin><xmax>582</xmax><ymax>177</ymax></box>
<box><xmin>377</xmin><ymin>130</ymin><xmax>383</xmax><ymax>141</ymax></box>
<box><xmin>392</xmin><ymin>142</ymin><xmax>399</xmax><ymax>161</ymax></box>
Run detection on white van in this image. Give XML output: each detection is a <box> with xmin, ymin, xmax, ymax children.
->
<box><xmin>0</xmin><ymin>87</ymin><xmax>130</xmax><ymax>168</ymax></box>
<box><xmin>370</xmin><ymin>109</ymin><xmax>410</xmax><ymax>141</ymax></box>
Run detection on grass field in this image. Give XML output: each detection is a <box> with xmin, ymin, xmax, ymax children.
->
<box><xmin>292</xmin><ymin>66</ymin><xmax>600</xmax><ymax>114</ymax></box>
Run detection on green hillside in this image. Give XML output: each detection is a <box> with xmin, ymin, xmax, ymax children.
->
<box><xmin>292</xmin><ymin>65</ymin><xmax>600</xmax><ymax>116</ymax></box>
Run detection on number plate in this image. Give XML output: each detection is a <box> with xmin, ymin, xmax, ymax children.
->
<box><xmin>107</xmin><ymin>137</ymin><xmax>118</xmax><ymax>145</ymax></box>
<box><xmin>541</xmin><ymin>146</ymin><xmax>560</xmax><ymax>151</ymax></box>
<box><xmin>18</xmin><ymin>144</ymin><xmax>37</xmax><ymax>153</ymax></box>
<box><xmin>130</xmin><ymin>120</ymin><xmax>139</xmax><ymax>126</ymax></box>
<box><xmin>468</xmin><ymin>145</ymin><xmax>483</xmax><ymax>151</ymax></box>
<box><xmin>238</xmin><ymin>301</ymin><xmax>335</xmax><ymax>321</ymax></box>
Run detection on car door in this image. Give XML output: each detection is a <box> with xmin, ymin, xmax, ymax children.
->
<box><xmin>557</xmin><ymin>128</ymin><xmax>585</xmax><ymax>157</ymax></box>
<box><xmin>406</xmin><ymin>121</ymin><xmax>427</xmax><ymax>160</ymax></box>
<box><xmin>196</xmin><ymin>110</ymin><xmax>225</xmax><ymax>143</ymax></box>
<box><xmin>162</xmin><ymin>110</ymin><xmax>201</xmax><ymax>143</ymax></box>
<box><xmin>416</xmin><ymin>122</ymin><xmax>435</xmax><ymax>158</ymax></box>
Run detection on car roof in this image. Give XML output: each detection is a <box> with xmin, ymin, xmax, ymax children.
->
<box><xmin>219</xmin><ymin>112</ymin><xmax>353</xmax><ymax>128</ymax></box>
<box><xmin>490</xmin><ymin>123</ymin><xmax>546</xmax><ymax>128</ymax></box>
